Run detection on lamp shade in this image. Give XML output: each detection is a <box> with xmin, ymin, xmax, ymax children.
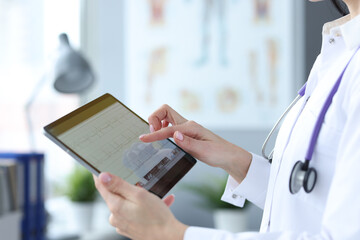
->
<box><xmin>53</xmin><ymin>33</ymin><xmax>95</xmax><ymax>93</ymax></box>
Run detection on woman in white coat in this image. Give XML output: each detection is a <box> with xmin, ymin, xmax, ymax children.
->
<box><xmin>93</xmin><ymin>0</ymin><xmax>360</xmax><ymax>239</ymax></box>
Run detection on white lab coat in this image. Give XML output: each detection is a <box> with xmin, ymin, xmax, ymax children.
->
<box><xmin>184</xmin><ymin>14</ymin><xmax>360</xmax><ymax>240</ymax></box>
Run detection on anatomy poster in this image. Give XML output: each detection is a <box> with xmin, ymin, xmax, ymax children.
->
<box><xmin>124</xmin><ymin>0</ymin><xmax>295</xmax><ymax>129</ymax></box>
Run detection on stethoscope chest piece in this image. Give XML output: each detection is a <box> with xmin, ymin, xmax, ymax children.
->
<box><xmin>289</xmin><ymin>161</ymin><xmax>317</xmax><ymax>194</ymax></box>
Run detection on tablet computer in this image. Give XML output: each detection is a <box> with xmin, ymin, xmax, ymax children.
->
<box><xmin>44</xmin><ymin>93</ymin><xmax>196</xmax><ymax>198</ymax></box>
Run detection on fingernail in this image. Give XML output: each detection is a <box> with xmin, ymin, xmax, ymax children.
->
<box><xmin>175</xmin><ymin>131</ymin><xmax>184</xmax><ymax>141</ymax></box>
<box><xmin>150</xmin><ymin>125</ymin><xmax>155</xmax><ymax>133</ymax></box>
<box><xmin>139</xmin><ymin>134</ymin><xmax>146</xmax><ymax>139</ymax></box>
<box><xmin>100</xmin><ymin>173</ymin><xmax>112</xmax><ymax>183</ymax></box>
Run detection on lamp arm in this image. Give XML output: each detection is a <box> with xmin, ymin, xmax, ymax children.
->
<box><xmin>25</xmin><ymin>75</ymin><xmax>48</xmax><ymax>151</ymax></box>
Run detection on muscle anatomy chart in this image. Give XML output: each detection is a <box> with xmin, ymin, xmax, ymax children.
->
<box><xmin>195</xmin><ymin>0</ymin><xmax>229</xmax><ymax>66</ymax></box>
<box><xmin>253</xmin><ymin>0</ymin><xmax>272</xmax><ymax>23</ymax></box>
<box><xmin>125</xmin><ymin>0</ymin><xmax>296</xmax><ymax>129</ymax></box>
<box><xmin>148</xmin><ymin>0</ymin><xmax>168</xmax><ymax>26</ymax></box>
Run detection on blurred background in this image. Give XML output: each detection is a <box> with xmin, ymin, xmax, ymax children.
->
<box><xmin>0</xmin><ymin>0</ymin><xmax>341</xmax><ymax>240</ymax></box>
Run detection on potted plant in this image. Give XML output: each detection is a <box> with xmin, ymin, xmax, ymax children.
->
<box><xmin>182</xmin><ymin>174</ymin><xmax>248</xmax><ymax>232</ymax></box>
<box><xmin>65</xmin><ymin>165</ymin><xmax>97</xmax><ymax>233</ymax></box>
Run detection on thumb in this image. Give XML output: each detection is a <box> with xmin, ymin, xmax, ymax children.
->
<box><xmin>99</xmin><ymin>172</ymin><xmax>140</xmax><ymax>200</ymax></box>
<box><xmin>163</xmin><ymin>194</ymin><xmax>175</xmax><ymax>207</ymax></box>
<box><xmin>173</xmin><ymin>131</ymin><xmax>206</xmax><ymax>157</ymax></box>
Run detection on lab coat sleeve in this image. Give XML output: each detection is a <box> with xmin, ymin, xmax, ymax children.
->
<box><xmin>184</xmin><ymin>228</ymin><xmax>289</xmax><ymax>240</ymax></box>
<box><xmin>221</xmin><ymin>153</ymin><xmax>271</xmax><ymax>209</ymax></box>
<box><xmin>183</xmin><ymin>80</ymin><xmax>360</xmax><ymax>240</ymax></box>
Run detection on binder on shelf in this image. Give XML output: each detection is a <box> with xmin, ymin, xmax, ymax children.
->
<box><xmin>0</xmin><ymin>153</ymin><xmax>46</xmax><ymax>240</ymax></box>
<box><xmin>35</xmin><ymin>154</ymin><xmax>45</xmax><ymax>240</ymax></box>
<box><xmin>0</xmin><ymin>160</ymin><xmax>19</xmax><ymax>211</ymax></box>
<box><xmin>0</xmin><ymin>167</ymin><xmax>11</xmax><ymax>216</ymax></box>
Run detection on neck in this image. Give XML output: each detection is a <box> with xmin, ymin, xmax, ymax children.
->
<box><xmin>344</xmin><ymin>0</ymin><xmax>360</xmax><ymax>18</ymax></box>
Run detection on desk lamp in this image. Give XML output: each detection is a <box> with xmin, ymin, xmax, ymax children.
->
<box><xmin>25</xmin><ymin>33</ymin><xmax>95</xmax><ymax>149</ymax></box>
<box><xmin>52</xmin><ymin>33</ymin><xmax>95</xmax><ymax>93</ymax></box>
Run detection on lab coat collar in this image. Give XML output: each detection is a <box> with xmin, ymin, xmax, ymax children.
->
<box><xmin>322</xmin><ymin>14</ymin><xmax>360</xmax><ymax>50</ymax></box>
<box><xmin>341</xmin><ymin>14</ymin><xmax>360</xmax><ymax>50</ymax></box>
<box><xmin>322</xmin><ymin>15</ymin><xmax>350</xmax><ymax>35</ymax></box>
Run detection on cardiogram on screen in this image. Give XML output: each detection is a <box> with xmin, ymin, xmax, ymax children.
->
<box><xmin>57</xmin><ymin>102</ymin><xmax>185</xmax><ymax>188</ymax></box>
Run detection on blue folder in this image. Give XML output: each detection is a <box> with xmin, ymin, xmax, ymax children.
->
<box><xmin>0</xmin><ymin>153</ymin><xmax>45</xmax><ymax>240</ymax></box>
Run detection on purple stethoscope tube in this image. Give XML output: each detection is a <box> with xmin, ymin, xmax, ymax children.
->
<box><xmin>262</xmin><ymin>46</ymin><xmax>360</xmax><ymax>194</ymax></box>
<box><xmin>303</xmin><ymin>47</ymin><xmax>359</xmax><ymax>163</ymax></box>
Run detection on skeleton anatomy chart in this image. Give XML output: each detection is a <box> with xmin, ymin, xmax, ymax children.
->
<box><xmin>124</xmin><ymin>0</ymin><xmax>295</xmax><ymax>129</ymax></box>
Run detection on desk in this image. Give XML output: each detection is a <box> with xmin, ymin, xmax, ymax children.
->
<box><xmin>46</xmin><ymin>197</ymin><xmax>128</xmax><ymax>240</ymax></box>
<box><xmin>0</xmin><ymin>211</ymin><xmax>22</xmax><ymax>240</ymax></box>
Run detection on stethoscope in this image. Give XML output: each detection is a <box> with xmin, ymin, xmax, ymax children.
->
<box><xmin>261</xmin><ymin>47</ymin><xmax>360</xmax><ymax>195</ymax></box>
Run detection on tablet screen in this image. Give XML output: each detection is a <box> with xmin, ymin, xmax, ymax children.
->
<box><xmin>44</xmin><ymin>94</ymin><xmax>196</xmax><ymax>197</ymax></box>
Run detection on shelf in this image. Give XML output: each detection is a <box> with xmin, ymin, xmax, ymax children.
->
<box><xmin>0</xmin><ymin>211</ymin><xmax>22</xmax><ymax>240</ymax></box>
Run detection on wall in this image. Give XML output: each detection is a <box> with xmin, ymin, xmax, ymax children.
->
<box><xmin>80</xmin><ymin>0</ymin><xmax>125</xmax><ymax>103</ymax></box>
<box><xmin>305</xmin><ymin>1</ymin><xmax>342</xmax><ymax>77</ymax></box>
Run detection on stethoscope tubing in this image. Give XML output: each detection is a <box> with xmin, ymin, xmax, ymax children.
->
<box><xmin>263</xmin><ymin>46</ymin><xmax>360</xmax><ymax>164</ymax></box>
<box><xmin>262</xmin><ymin>46</ymin><xmax>360</xmax><ymax>194</ymax></box>
<box><xmin>304</xmin><ymin>51</ymin><xmax>356</xmax><ymax>161</ymax></box>
<box><xmin>261</xmin><ymin>94</ymin><xmax>302</xmax><ymax>162</ymax></box>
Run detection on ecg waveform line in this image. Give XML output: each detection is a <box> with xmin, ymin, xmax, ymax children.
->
<box><xmin>59</xmin><ymin>103</ymin><xmax>149</xmax><ymax>180</ymax></box>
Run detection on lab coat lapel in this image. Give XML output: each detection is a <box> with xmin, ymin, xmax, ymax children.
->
<box><xmin>310</xmin><ymin>49</ymin><xmax>355</xmax><ymax>114</ymax></box>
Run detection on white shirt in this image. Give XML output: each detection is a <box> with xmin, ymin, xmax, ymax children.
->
<box><xmin>184</xmin><ymin>14</ymin><xmax>360</xmax><ymax>240</ymax></box>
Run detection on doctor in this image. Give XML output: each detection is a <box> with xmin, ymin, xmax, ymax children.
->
<box><xmin>93</xmin><ymin>0</ymin><xmax>360</xmax><ymax>239</ymax></box>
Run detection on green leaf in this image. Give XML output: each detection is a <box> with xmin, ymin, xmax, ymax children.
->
<box><xmin>66</xmin><ymin>166</ymin><xmax>97</xmax><ymax>202</ymax></box>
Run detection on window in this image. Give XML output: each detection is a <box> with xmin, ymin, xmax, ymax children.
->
<box><xmin>0</xmin><ymin>0</ymin><xmax>82</xmax><ymax>195</ymax></box>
